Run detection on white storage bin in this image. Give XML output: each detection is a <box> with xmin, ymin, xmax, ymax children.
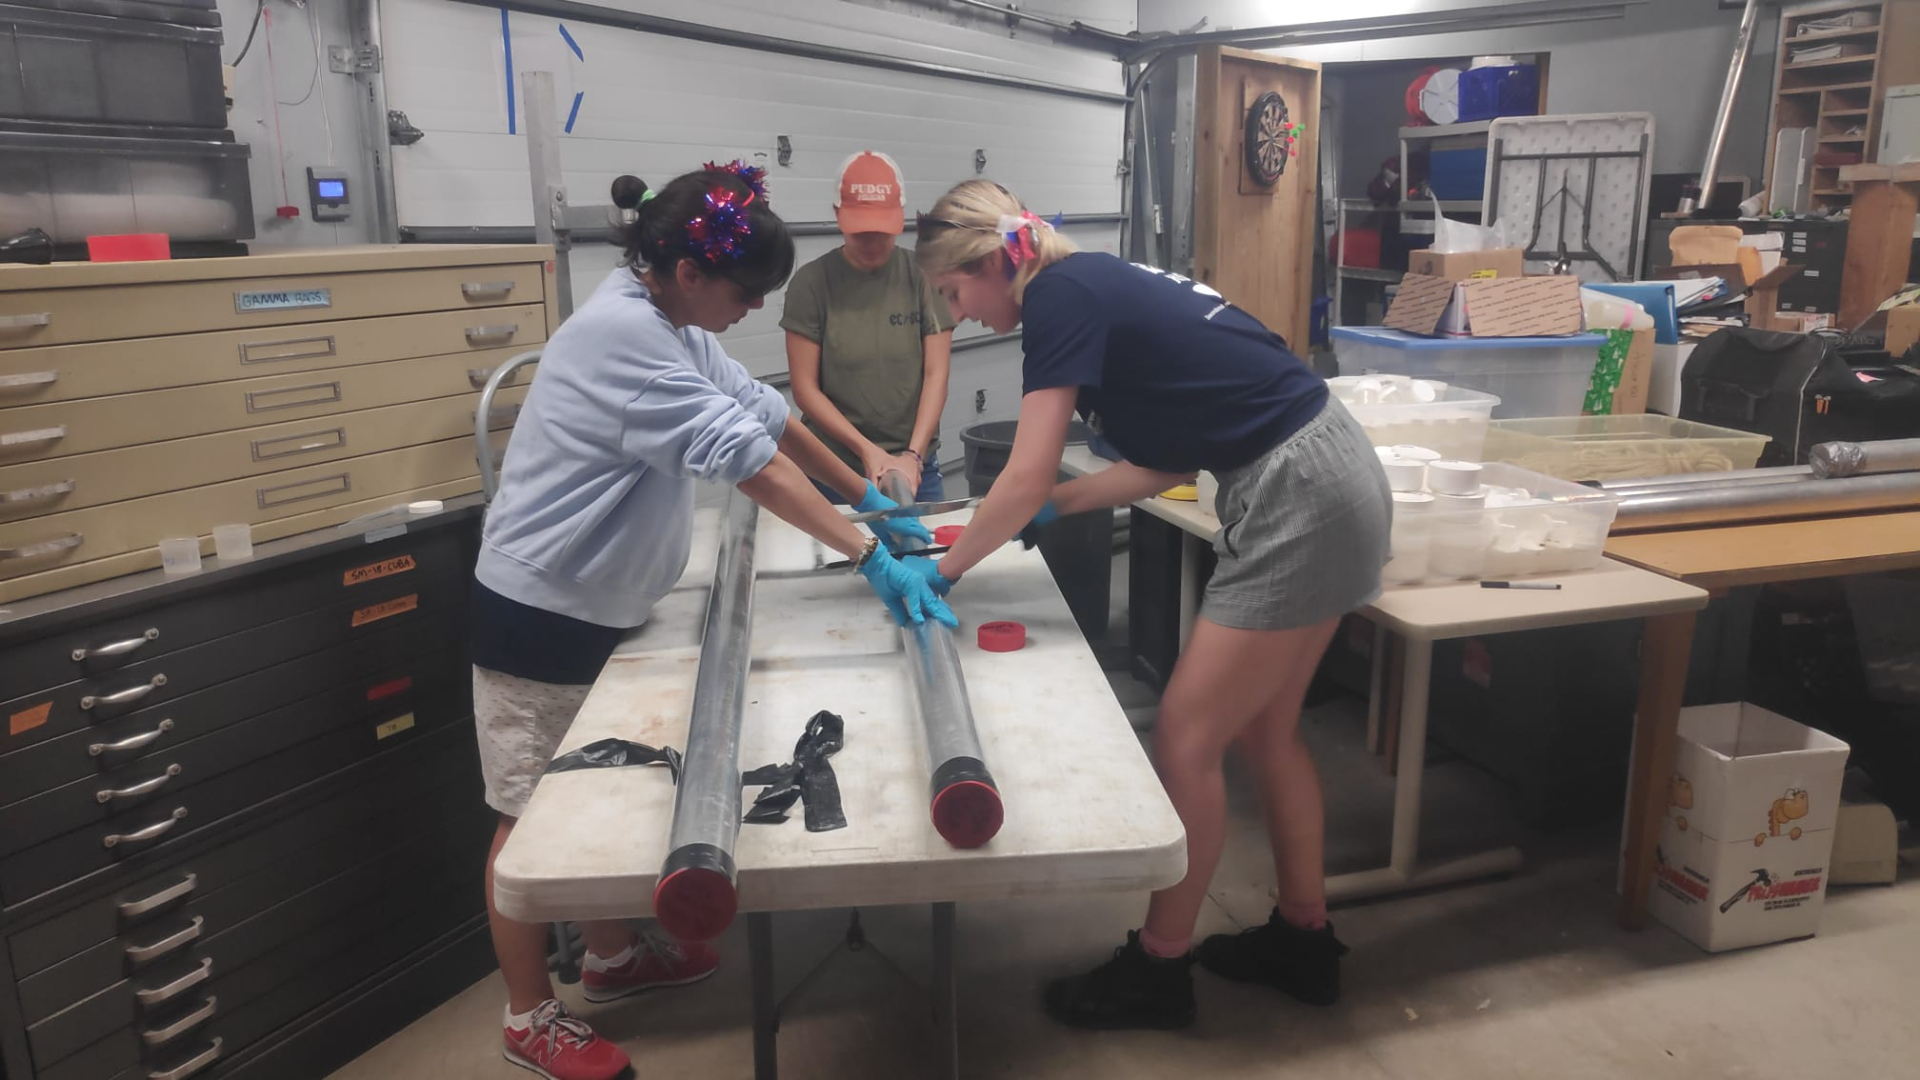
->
<box><xmin>1327</xmin><ymin>375</ymin><xmax>1501</xmax><ymax>462</ymax></box>
<box><xmin>1390</xmin><ymin>462</ymin><xmax>1621</xmax><ymax>584</ymax></box>
<box><xmin>1330</xmin><ymin>326</ymin><xmax>1606</xmax><ymax>419</ymax></box>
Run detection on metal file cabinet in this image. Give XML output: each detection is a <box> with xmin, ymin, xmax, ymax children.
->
<box><xmin>0</xmin><ymin>245</ymin><xmax>555</xmax><ymax>603</ymax></box>
<box><xmin>0</xmin><ymin>504</ymin><xmax>495</xmax><ymax>1080</ymax></box>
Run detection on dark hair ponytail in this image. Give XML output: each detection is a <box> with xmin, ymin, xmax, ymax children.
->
<box><xmin>610</xmin><ymin>168</ymin><xmax>795</xmax><ymax>299</ymax></box>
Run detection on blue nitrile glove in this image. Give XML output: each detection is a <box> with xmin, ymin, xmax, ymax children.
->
<box><xmin>859</xmin><ymin>545</ymin><xmax>959</xmax><ymax>628</ymax></box>
<box><xmin>900</xmin><ymin>555</ymin><xmax>955</xmax><ymax>597</ymax></box>
<box><xmin>1017</xmin><ymin>500</ymin><xmax>1061</xmax><ymax>550</ymax></box>
<box><xmin>855</xmin><ymin>481</ymin><xmax>935</xmax><ymax>551</ymax></box>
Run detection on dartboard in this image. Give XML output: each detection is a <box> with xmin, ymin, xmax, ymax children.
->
<box><xmin>1244</xmin><ymin>90</ymin><xmax>1291</xmax><ymax>187</ymax></box>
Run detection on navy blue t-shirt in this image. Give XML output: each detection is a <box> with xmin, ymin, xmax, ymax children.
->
<box><xmin>1021</xmin><ymin>253</ymin><xmax>1327</xmax><ymax>473</ymax></box>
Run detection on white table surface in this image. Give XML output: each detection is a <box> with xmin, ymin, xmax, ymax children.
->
<box><xmin>493</xmin><ymin>507</ymin><xmax>1188</xmax><ymax>924</ymax></box>
<box><xmin>1059</xmin><ymin>445</ymin><xmax>1221</xmax><ymax>539</ymax></box>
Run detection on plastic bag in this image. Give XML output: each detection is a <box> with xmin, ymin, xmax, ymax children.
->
<box><xmin>1430</xmin><ymin>195</ymin><xmax>1518</xmax><ymax>254</ymax></box>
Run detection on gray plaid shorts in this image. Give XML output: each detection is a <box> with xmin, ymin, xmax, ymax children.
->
<box><xmin>1202</xmin><ymin>396</ymin><xmax>1393</xmax><ymax>631</ymax></box>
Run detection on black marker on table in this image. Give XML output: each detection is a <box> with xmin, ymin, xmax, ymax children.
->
<box><xmin>1480</xmin><ymin>581</ymin><xmax>1562</xmax><ymax>590</ymax></box>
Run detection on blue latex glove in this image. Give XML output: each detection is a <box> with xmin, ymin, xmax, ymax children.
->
<box><xmin>860</xmin><ymin>545</ymin><xmax>959</xmax><ymax>628</ymax></box>
<box><xmin>1017</xmin><ymin>500</ymin><xmax>1061</xmax><ymax>550</ymax></box>
<box><xmin>854</xmin><ymin>481</ymin><xmax>934</xmax><ymax>551</ymax></box>
<box><xmin>899</xmin><ymin>555</ymin><xmax>955</xmax><ymax>597</ymax></box>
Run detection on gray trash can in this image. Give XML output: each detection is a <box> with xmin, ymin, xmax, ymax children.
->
<box><xmin>958</xmin><ymin>420</ymin><xmax>1110</xmax><ymax>641</ymax></box>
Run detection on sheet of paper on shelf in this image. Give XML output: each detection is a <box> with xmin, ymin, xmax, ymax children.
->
<box><xmin>1791</xmin><ymin>42</ymin><xmax>1846</xmax><ymax>62</ymax></box>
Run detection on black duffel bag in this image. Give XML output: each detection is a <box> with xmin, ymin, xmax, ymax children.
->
<box><xmin>1680</xmin><ymin>327</ymin><xmax>1920</xmax><ymax>466</ymax></box>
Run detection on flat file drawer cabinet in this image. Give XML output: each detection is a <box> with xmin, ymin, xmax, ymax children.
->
<box><xmin>0</xmin><ymin>507</ymin><xmax>496</xmax><ymax>1080</ymax></box>
<box><xmin>0</xmin><ymin>245</ymin><xmax>555</xmax><ymax>603</ymax></box>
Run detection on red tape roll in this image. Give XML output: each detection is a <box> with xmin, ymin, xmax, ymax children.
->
<box><xmin>933</xmin><ymin>524</ymin><xmax>966</xmax><ymax>546</ymax></box>
<box><xmin>977</xmin><ymin>621</ymin><xmax>1026</xmax><ymax>652</ymax></box>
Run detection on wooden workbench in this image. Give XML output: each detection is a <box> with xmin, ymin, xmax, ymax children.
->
<box><xmin>1606</xmin><ymin>509</ymin><xmax>1920</xmax><ymax>931</ymax></box>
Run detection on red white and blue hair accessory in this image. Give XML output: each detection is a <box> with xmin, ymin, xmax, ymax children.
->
<box><xmin>685</xmin><ymin>160</ymin><xmax>769</xmax><ymax>264</ymax></box>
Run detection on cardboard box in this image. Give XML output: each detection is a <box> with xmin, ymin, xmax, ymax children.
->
<box><xmin>1889</xmin><ymin>305</ymin><xmax>1920</xmax><ymax>358</ymax></box>
<box><xmin>1406</xmin><ymin>248</ymin><xmax>1526</xmax><ymax>281</ymax></box>
<box><xmin>1385</xmin><ymin>273</ymin><xmax>1584</xmax><ymax>338</ymax></box>
<box><xmin>1585</xmin><ymin>327</ymin><xmax>1654</xmax><ymax>415</ymax></box>
<box><xmin>1831</xmin><ymin>791</ymin><xmax>1899</xmax><ymax>886</ymax></box>
<box><xmin>1669</xmin><ymin>224</ymin><xmax>1744</xmax><ymax>266</ymax></box>
<box><xmin>1648</xmin><ymin>703</ymin><xmax>1850</xmax><ymax>953</ymax></box>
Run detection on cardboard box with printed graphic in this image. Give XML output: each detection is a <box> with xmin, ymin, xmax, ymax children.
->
<box><xmin>1649</xmin><ymin>702</ymin><xmax>1849</xmax><ymax>953</ymax></box>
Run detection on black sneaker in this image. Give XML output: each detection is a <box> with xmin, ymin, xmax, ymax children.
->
<box><xmin>1195</xmin><ymin>909</ymin><xmax>1349</xmax><ymax>1006</ymax></box>
<box><xmin>1043</xmin><ymin>931</ymin><xmax>1196</xmax><ymax>1031</ymax></box>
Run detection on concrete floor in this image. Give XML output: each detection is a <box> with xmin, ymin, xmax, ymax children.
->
<box><xmin>329</xmin><ymin>552</ymin><xmax>1920</xmax><ymax>1079</ymax></box>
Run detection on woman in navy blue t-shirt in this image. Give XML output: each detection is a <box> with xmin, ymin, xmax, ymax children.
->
<box><xmin>913</xmin><ymin>180</ymin><xmax>1391</xmax><ymax>1030</ymax></box>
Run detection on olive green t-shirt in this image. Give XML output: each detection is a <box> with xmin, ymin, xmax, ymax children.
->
<box><xmin>780</xmin><ymin>246</ymin><xmax>952</xmax><ymax>469</ymax></box>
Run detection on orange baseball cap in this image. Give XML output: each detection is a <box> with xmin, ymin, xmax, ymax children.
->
<box><xmin>835</xmin><ymin>150</ymin><xmax>905</xmax><ymax>235</ymax></box>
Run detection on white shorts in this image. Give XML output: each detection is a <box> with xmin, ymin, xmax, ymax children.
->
<box><xmin>473</xmin><ymin>666</ymin><xmax>592</xmax><ymax>817</ymax></box>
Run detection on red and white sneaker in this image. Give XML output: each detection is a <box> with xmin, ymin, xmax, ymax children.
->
<box><xmin>503</xmin><ymin>999</ymin><xmax>630</xmax><ymax>1080</ymax></box>
<box><xmin>580</xmin><ymin>933</ymin><xmax>720</xmax><ymax>1003</ymax></box>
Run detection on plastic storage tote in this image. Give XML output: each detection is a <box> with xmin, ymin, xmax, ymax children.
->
<box><xmin>1482</xmin><ymin>415</ymin><xmax>1770</xmax><ymax>482</ymax></box>
<box><xmin>1384</xmin><ymin>462</ymin><xmax>1621</xmax><ymax>585</ymax></box>
<box><xmin>1457</xmin><ymin>64</ymin><xmax>1539</xmax><ymax>123</ymax></box>
<box><xmin>1426</xmin><ymin>147</ymin><xmax>1489</xmax><ymax>201</ymax></box>
<box><xmin>1328</xmin><ymin>375</ymin><xmax>1501</xmax><ymax>462</ymax></box>
<box><xmin>1331</xmin><ymin>326</ymin><xmax>1605</xmax><ymax>419</ymax></box>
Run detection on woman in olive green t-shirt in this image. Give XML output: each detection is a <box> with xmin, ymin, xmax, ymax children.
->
<box><xmin>782</xmin><ymin>151</ymin><xmax>955</xmax><ymax>501</ymax></box>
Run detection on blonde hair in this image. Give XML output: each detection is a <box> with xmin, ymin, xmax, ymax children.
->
<box><xmin>913</xmin><ymin>180</ymin><xmax>1077</xmax><ymax>303</ymax></box>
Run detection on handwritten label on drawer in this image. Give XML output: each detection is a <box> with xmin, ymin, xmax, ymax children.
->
<box><xmin>9</xmin><ymin>701</ymin><xmax>51</xmax><ymax>736</ymax></box>
<box><xmin>235</xmin><ymin>288</ymin><xmax>331</xmax><ymax>313</ymax></box>
<box><xmin>343</xmin><ymin>554</ymin><xmax>415</xmax><ymax>586</ymax></box>
<box><xmin>375</xmin><ymin>713</ymin><xmax>416</xmax><ymax>741</ymax></box>
<box><xmin>351</xmin><ymin>594</ymin><xmax>418</xmax><ymax>627</ymax></box>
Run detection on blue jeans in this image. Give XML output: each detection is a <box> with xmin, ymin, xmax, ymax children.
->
<box><xmin>814</xmin><ymin>453</ymin><xmax>945</xmax><ymax>505</ymax></box>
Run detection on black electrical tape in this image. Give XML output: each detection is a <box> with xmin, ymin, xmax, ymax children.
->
<box><xmin>930</xmin><ymin>756</ymin><xmax>997</xmax><ymax>800</ymax></box>
<box><xmin>739</xmin><ymin>710</ymin><xmax>848</xmax><ymax>832</ymax></box>
<box><xmin>660</xmin><ymin>841</ymin><xmax>735</xmax><ymax>882</ymax></box>
<box><xmin>546</xmin><ymin>737</ymin><xmax>682</xmax><ymax>782</ymax></box>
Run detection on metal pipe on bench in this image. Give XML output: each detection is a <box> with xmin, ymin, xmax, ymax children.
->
<box><xmin>880</xmin><ymin>473</ymin><xmax>1003</xmax><ymax>849</ymax></box>
<box><xmin>654</xmin><ymin>491</ymin><xmax>760</xmax><ymax>941</ymax></box>
<box><xmin>1810</xmin><ymin>439</ymin><xmax>1920</xmax><ymax>479</ymax></box>
<box><xmin>1611</xmin><ymin>471</ymin><xmax>1920</xmax><ymax>532</ymax></box>
<box><xmin>1595</xmin><ymin>466</ymin><xmax>1815</xmax><ymax>499</ymax></box>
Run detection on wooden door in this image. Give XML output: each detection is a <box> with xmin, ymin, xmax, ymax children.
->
<box><xmin>1193</xmin><ymin>47</ymin><xmax>1322</xmax><ymax>353</ymax></box>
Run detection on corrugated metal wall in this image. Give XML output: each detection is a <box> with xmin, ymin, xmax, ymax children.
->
<box><xmin>377</xmin><ymin>0</ymin><xmax>1132</xmax><ymax>463</ymax></box>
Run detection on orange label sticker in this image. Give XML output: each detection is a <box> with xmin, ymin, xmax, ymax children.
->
<box><xmin>9</xmin><ymin>701</ymin><xmax>52</xmax><ymax>737</ymax></box>
<box><xmin>351</xmin><ymin>594</ymin><xmax>419</xmax><ymax>628</ymax></box>
<box><xmin>343</xmin><ymin>554</ymin><xmax>416</xmax><ymax>587</ymax></box>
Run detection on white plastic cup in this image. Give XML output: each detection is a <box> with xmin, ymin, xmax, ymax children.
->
<box><xmin>212</xmin><ymin>523</ymin><xmax>253</xmax><ymax>562</ymax></box>
<box><xmin>1433</xmin><ymin>489</ymin><xmax>1489</xmax><ymax>511</ymax></box>
<box><xmin>158</xmin><ymin>537</ymin><xmax>202</xmax><ymax>575</ymax></box>
<box><xmin>1390</xmin><ymin>444</ymin><xmax>1442</xmax><ymax>463</ymax></box>
<box><xmin>1427</xmin><ymin>459</ymin><xmax>1485</xmax><ymax>495</ymax></box>
<box><xmin>1383</xmin><ymin>456</ymin><xmax>1427</xmax><ymax>492</ymax></box>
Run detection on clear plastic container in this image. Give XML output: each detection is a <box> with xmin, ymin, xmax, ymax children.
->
<box><xmin>1327</xmin><ymin>375</ymin><xmax>1501</xmax><ymax>462</ymax></box>
<box><xmin>1481</xmin><ymin>415</ymin><xmax>1771</xmax><ymax>482</ymax></box>
<box><xmin>1390</xmin><ymin>462</ymin><xmax>1621</xmax><ymax>584</ymax></box>
<box><xmin>1330</xmin><ymin>326</ymin><xmax>1605</xmax><ymax>419</ymax></box>
<box><xmin>212</xmin><ymin>523</ymin><xmax>253</xmax><ymax>562</ymax></box>
<box><xmin>158</xmin><ymin>537</ymin><xmax>202</xmax><ymax>575</ymax></box>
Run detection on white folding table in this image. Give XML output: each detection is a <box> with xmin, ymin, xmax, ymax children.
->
<box><xmin>493</xmin><ymin>507</ymin><xmax>1186</xmax><ymax>1079</ymax></box>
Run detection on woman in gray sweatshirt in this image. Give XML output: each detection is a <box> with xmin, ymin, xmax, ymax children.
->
<box><xmin>471</xmin><ymin>163</ymin><xmax>952</xmax><ymax>1080</ymax></box>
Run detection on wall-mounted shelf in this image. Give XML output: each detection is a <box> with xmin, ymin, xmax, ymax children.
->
<box><xmin>1764</xmin><ymin>2</ymin><xmax>1919</xmax><ymax>213</ymax></box>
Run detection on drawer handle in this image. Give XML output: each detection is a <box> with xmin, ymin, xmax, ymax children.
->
<box><xmin>0</xmin><ymin>479</ymin><xmax>75</xmax><ymax>506</ymax></box>
<box><xmin>81</xmin><ymin>673</ymin><xmax>167</xmax><ymax>710</ymax></box>
<box><xmin>97</xmin><ymin>763</ymin><xmax>182</xmax><ymax>804</ymax></box>
<box><xmin>0</xmin><ymin>532</ymin><xmax>82</xmax><ymax>560</ymax></box>
<box><xmin>73</xmin><ymin>627</ymin><xmax>159</xmax><ymax>662</ymax></box>
<box><xmin>142</xmin><ymin>995</ymin><xmax>216</xmax><ymax>1047</ymax></box>
<box><xmin>484</xmin><ymin>404</ymin><xmax>521</xmax><ymax>427</ymax></box>
<box><xmin>0</xmin><ymin>424</ymin><xmax>66</xmax><ymax>450</ymax></box>
<box><xmin>121</xmin><ymin>872</ymin><xmax>198</xmax><ymax>920</ymax></box>
<box><xmin>246</xmin><ymin>381</ymin><xmax>343</xmax><ymax>414</ymax></box>
<box><xmin>0</xmin><ymin>312</ymin><xmax>50</xmax><ymax>332</ymax></box>
<box><xmin>0</xmin><ymin>370</ymin><xmax>57</xmax><ymax>391</ymax></box>
<box><xmin>134</xmin><ymin>956</ymin><xmax>211</xmax><ymax>1007</ymax></box>
<box><xmin>149</xmin><ymin>1037</ymin><xmax>221</xmax><ymax>1080</ymax></box>
<box><xmin>104</xmin><ymin>807</ymin><xmax>187</xmax><ymax>851</ymax></box>
<box><xmin>464</xmin><ymin>324</ymin><xmax>519</xmax><ymax>347</ymax></box>
<box><xmin>469</xmin><ymin>362</ymin><xmax>535</xmax><ymax>389</ymax></box>
<box><xmin>126</xmin><ymin>914</ymin><xmax>201</xmax><ymax>963</ymax></box>
<box><xmin>257</xmin><ymin>472</ymin><xmax>351</xmax><ymax>508</ymax></box>
<box><xmin>240</xmin><ymin>334</ymin><xmax>337</xmax><ymax>364</ymax></box>
<box><xmin>461</xmin><ymin>280</ymin><xmax>516</xmax><ymax>301</ymax></box>
<box><xmin>92</xmin><ymin>718</ymin><xmax>176</xmax><ymax>757</ymax></box>
<box><xmin>251</xmin><ymin>426</ymin><xmax>346</xmax><ymax>462</ymax></box>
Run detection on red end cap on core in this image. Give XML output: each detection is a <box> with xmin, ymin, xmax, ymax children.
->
<box><xmin>931</xmin><ymin>780</ymin><xmax>1005</xmax><ymax>848</ymax></box>
<box><xmin>933</xmin><ymin>524</ymin><xmax>966</xmax><ymax>546</ymax></box>
<box><xmin>977</xmin><ymin>621</ymin><xmax>1026</xmax><ymax>652</ymax></box>
<box><xmin>653</xmin><ymin>866</ymin><xmax>738</xmax><ymax>942</ymax></box>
